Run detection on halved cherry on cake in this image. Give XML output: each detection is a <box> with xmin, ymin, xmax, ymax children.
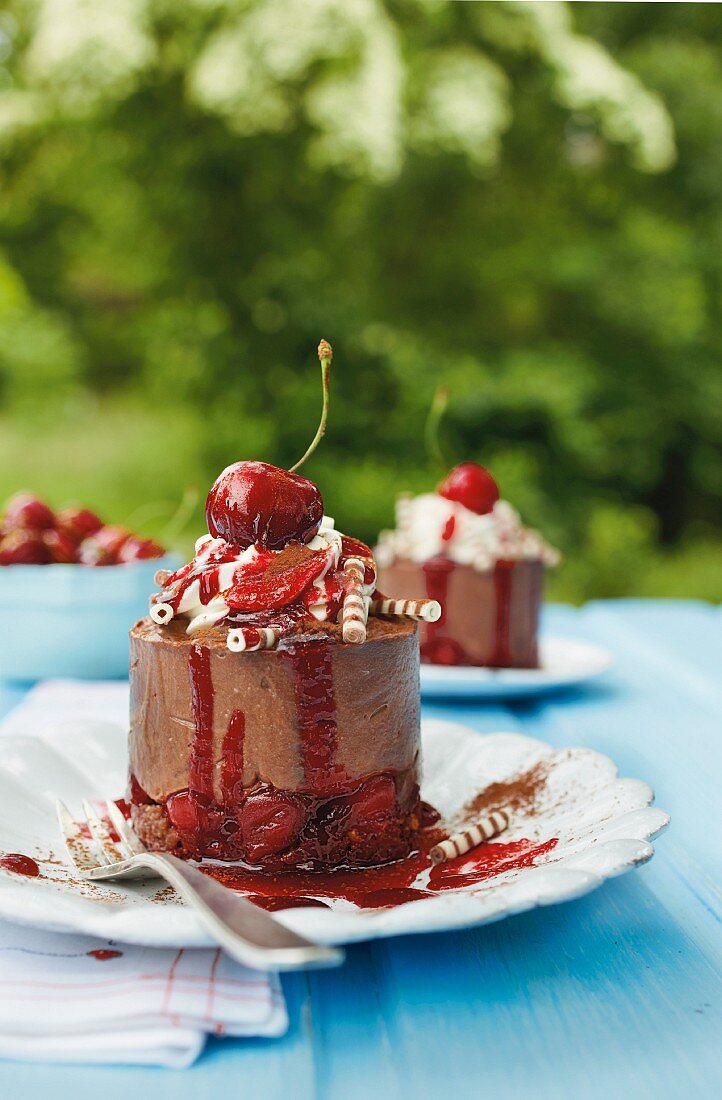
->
<box><xmin>332</xmin><ymin>775</ymin><xmax>397</xmax><ymax>824</ymax></box>
<box><xmin>167</xmin><ymin>790</ymin><xmax>205</xmax><ymax>833</ymax></box>
<box><xmin>438</xmin><ymin>462</ymin><xmax>500</xmax><ymax>515</ymax></box>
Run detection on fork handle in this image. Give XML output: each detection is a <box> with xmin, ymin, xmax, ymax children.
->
<box><xmin>139</xmin><ymin>852</ymin><xmax>344</xmax><ymax>972</ymax></box>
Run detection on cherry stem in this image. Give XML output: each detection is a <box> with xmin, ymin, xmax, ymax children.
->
<box><xmin>290</xmin><ymin>339</ymin><xmax>333</xmax><ymax>473</ymax></box>
<box><xmin>425</xmin><ymin>384</ymin><xmax>449</xmax><ymax>471</ymax></box>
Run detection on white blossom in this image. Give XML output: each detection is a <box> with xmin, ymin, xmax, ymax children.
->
<box><xmin>23</xmin><ymin>0</ymin><xmax>155</xmax><ymax>113</ymax></box>
<box><xmin>411</xmin><ymin>48</ymin><xmax>511</xmax><ymax>170</ymax></box>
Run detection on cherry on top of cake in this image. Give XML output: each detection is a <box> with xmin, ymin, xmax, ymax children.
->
<box><xmin>207</xmin><ymin>462</ymin><xmax>324</xmax><ymax>551</ymax></box>
<box><xmin>438</xmin><ymin>462</ymin><xmax>500</xmax><ymax>516</ymax></box>
<box><xmin>150</xmin><ymin>340</ymin><xmax>441</xmax><ymax>652</ymax></box>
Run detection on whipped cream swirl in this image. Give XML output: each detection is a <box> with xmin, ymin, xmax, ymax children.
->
<box><xmin>375</xmin><ymin>494</ymin><xmax>560</xmax><ymax>572</ymax></box>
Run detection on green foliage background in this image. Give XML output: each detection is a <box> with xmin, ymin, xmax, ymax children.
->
<box><xmin>0</xmin><ymin>0</ymin><xmax>720</xmax><ymax>600</ymax></box>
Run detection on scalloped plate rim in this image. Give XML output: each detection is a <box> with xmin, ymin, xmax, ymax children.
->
<box><xmin>0</xmin><ymin>718</ymin><xmax>668</xmax><ymax>949</ymax></box>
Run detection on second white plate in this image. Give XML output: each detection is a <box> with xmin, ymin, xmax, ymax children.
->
<box><xmin>420</xmin><ymin>636</ymin><xmax>613</xmax><ymax>699</ymax></box>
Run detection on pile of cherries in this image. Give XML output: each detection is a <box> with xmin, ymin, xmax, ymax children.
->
<box><xmin>0</xmin><ymin>492</ymin><xmax>165</xmax><ymax>566</ymax></box>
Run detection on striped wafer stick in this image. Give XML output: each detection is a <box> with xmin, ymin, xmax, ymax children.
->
<box><xmin>342</xmin><ymin>557</ymin><xmax>368</xmax><ymax>644</ymax></box>
<box><xmin>153</xmin><ymin>569</ymin><xmax>172</xmax><ymax>586</ymax></box>
<box><xmin>226</xmin><ymin>626</ymin><xmax>279</xmax><ymax>653</ymax></box>
<box><xmin>429</xmin><ymin>808</ymin><xmax>511</xmax><ymax>865</ymax></box>
<box><xmin>370</xmin><ymin>596</ymin><xmax>442</xmax><ymax>623</ymax></box>
<box><xmin>149</xmin><ymin>601</ymin><xmax>174</xmax><ymax>625</ymax></box>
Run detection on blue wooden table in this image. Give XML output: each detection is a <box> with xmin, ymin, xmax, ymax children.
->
<box><xmin>0</xmin><ymin>601</ymin><xmax>720</xmax><ymax>1099</ymax></box>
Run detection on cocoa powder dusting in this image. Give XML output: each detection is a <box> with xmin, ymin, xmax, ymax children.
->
<box><xmin>265</xmin><ymin>544</ymin><xmax>315</xmax><ymax>575</ymax></box>
<box><xmin>457</xmin><ymin>761</ymin><xmax>549</xmax><ymax>827</ymax></box>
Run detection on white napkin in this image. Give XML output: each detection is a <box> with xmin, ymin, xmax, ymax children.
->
<box><xmin>0</xmin><ymin>679</ymin><xmax>289</xmax><ymax>1068</ymax></box>
<box><xmin>0</xmin><ymin>921</ymin><xmax>287</xmax><ymax>1067</ymax></box>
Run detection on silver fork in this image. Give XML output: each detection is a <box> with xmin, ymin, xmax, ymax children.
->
<box><xmin>55</xmin><ymin>798</ymin><xmax>344</xmax><ymax>972</ymax></box>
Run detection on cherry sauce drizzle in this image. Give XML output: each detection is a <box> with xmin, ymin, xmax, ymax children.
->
<box><xmin>281</xmin><ymin>639</ymin><xmax>344</xmax><ymax>793</ymax></box>
<box><xmin>421</xmin><ymin>557</ymin><xmax>468</xmax><ymax>665</ymax></box>
<box><xmin>489</xmin><ymin>559</ymin><xmax>514</xmax><ymax>668</ymax></box>
<box><xmin>188</xmin><ymin>643</ymin><xmax>215</xmax><ymax>799</ymax></box>
<box><xmin>221</xmin><ymin>709</ymin><xmax>245</xmax><ymax>806</ymax></box>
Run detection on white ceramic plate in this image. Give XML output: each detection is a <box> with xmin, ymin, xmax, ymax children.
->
<box><xmin>0</xmin><ymin>717</ymin><xmax>667</xmax><ymax>948</ymax></box>
<box><xmin>420</xmin><ymin>636</ymin><xmax>613</xmax><ymax>699</ymax></box>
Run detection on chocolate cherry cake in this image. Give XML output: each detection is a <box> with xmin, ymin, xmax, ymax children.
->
<box><xmin>129</xmin><ymin>342</ymin><xmax>438</xmax><ymax>871</ymax></box>
<box><xmin>375</xmin><ymin>462</ymin><xmax>560</xmax><ymax>669</ymax></box>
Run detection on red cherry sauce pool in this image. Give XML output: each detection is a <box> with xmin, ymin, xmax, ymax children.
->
<box><xmin>0</xmin><ymin>853</ymin><xmax>41</xmax><ymax>877</ymax></box>
<box><xmin>87</xmin><ymin>949</ymin><xmax>123</xmax><ymax>961</ymax></box>
<box><xmin>421</xmin><ymin>556</ymin><xmax>519</xmax><ymax>667</ymax></box>
<box><xmin>203</xmin><ymin>835</ymin><xmax>558</xmax><ymax>910</ymax></box>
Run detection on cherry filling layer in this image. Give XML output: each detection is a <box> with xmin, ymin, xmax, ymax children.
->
<box><xmin>130</xmin><ymin>772</ymin><xmax>432</xmax><ymax>870</ymax></box>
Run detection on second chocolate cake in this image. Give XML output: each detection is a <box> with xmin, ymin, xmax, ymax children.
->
<box><xmin>375</xmin><ymin>462</ymin><xmax>560</xmax><ymax>668</ymax></box>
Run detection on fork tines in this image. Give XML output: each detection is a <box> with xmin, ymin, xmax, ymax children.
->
<box><xmin>55</xmin><ymin>798</ymin><xmax>139</xmax><ymax>877</ymax></box>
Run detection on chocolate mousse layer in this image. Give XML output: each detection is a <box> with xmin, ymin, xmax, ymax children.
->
<box><xmin>129</xmin><ymin>616</ymin><xmax>424</xmax><ymax>867</ymax></box>
<box><xmin>378</xmin><ymin>558</ymin><xmax>542</xmax><ymax>668</ymax></box>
